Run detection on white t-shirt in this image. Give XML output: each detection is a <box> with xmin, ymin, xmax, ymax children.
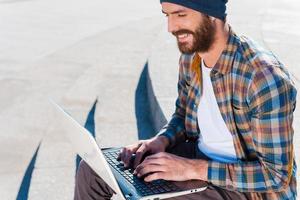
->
<box><xmin>197</xmin><ymin>59</ymin><xmax>238</xmax><ymax>163</ymax></box>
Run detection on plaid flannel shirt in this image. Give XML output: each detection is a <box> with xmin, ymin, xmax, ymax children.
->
<box><xmin>159</xmin><ymin>29</ymin><xmax>297</xmax><ymax>199</ymax></box>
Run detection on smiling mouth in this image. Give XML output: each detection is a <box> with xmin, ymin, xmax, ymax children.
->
<box><xmin>177</xmin><ymin>33</ymin><xmax>188</xmax><ymax>39</ymax></box>
<box><xmin>176</xmin><ymin>33</ymin><xmax>190</xmax><ymax>43</ymax></box>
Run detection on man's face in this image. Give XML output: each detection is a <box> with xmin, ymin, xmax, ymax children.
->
<box><xmin>162</xmin><ymin>2</ymin><xmax>216</xmax><ymax>54</ymax></box>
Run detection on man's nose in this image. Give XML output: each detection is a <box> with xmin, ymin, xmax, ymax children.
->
<box><xmin>167</xmin><ymin>16</ymin><xmax>178</xmax><ymax>33</ymax></box>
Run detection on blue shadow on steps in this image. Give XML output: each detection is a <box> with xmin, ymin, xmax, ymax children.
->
<box><xmin>135</xmin><ymin>62</ymin><xmax>156</xmax><ymax>140</ymax></box>
<box><xmin>16</xmin><ymin>141</ymin><xmax>41</xmax><ymax>200</ymax></box>
<box><xmin>75</xmin><ymin>98</ymin><xmax>98</xmax><ymax>172</ymax></box>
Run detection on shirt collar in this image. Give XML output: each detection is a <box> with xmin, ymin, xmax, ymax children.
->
<box><xmin>212</xmin><ymin>27</ymin><xmax>240</xmax><ymax>75</ymax></box>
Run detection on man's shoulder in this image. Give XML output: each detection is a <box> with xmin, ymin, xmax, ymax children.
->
<box><xmin>232</xmin><ymin>35</ymin><xmax>297</xmax><ymax>101</ymax></box>
<box><xmin>236</xmin><ymin>35</ymin><xmax>281</xmax><ymax>69</ymax></box>
<box><xmin>234</xmin><ymin>34</ymin><xmax>293</xmax><ymax>82</ymax></box>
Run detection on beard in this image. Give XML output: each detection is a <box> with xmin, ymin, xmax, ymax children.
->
<box><xmin>173</xmin><ymin>16</ymin><xmax>216</xmax><ymax>54</ymax></box>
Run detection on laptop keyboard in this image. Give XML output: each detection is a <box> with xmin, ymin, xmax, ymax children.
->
<box><xmin>103</xmin><ymin>150</ymin><xmax>179</xmax><ymax>196</ymax></box>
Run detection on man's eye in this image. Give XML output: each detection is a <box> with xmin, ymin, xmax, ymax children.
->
<box><xmin>178</xmin><ymin>13</ymin><xmax>186</xmax><ymax>17</ymax></box>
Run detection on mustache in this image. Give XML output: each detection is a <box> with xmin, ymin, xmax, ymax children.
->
<box><xmin>172</xmin><ymin>29</ymin><xmax>194</xmax><ymax>37</ymax></box>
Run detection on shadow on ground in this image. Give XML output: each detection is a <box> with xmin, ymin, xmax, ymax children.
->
<box><xmin>76</xmin><ymin>99</ymin><xmax>98</xmax><ymax>171</ymax></box>
<box><xmin>135</xmin><ymin>62</ymin><xmax>158</xmax><ymax>140</ymax></box>
<box><xmin>16</xmin><ymin>142</ymin><xmax>41</xmax><ymax>200</ymax></box>
<box><xmin>16</xmin><ymin>62</ymin><xmax>168</xmax><ymax>200</ymax></box>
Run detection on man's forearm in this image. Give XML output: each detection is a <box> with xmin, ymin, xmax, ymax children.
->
<box><xmin>157</xmin><ymin>115</ymin><xmax>186</xmax><ymax>148</ymax></box>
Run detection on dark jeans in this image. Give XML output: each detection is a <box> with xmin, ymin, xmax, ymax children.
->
<box><xmin>74</xmin><ymin>141</ymin><xmax>251</xmax><ymax>200</ymax></box>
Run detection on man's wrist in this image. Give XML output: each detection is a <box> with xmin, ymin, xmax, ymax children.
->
<box><xmin>190</xmin><ymin>159</ymin><xmax>208</xmax><ymax>181</ymax></box>
<box><xmin>157</xmin><ymin>135</ymin><xmax>170</xmax><ymax>149</ymax></box>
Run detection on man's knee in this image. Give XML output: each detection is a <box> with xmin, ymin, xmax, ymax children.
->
<box><xmin>76</xmin><ymin>160</ymin><xmax>97</xmax><ymax>181</ymax></box>
<box><xmin>75</xmin><ymin>160</ymin><xmax>114</xmax><ymax>200</ymax></box>
<box><xmin>75</xmin><ymin>161</ymin><xmax>95</xmax><ymax>199</ymax></box>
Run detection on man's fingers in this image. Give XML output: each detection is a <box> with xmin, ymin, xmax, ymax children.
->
<box><xmin>117</xmin><ymin>142</ymin><xmax>143</xmax><ymax>163</ymax></box>
<box><xmin>133</xmin><ymin>144</ymin><xmax>148</xmax><ymax>168</ymax></box>
<box><xmin>118</xmin><ymin>148</ymin><xmax>131</xmax><ymax>166</ymax></box>
<box><xmin>142</xmin><ymin>152</ymin><xmax>169</xmax><ymax>162</ymax></box>
<box><xmin>136</xmin><ymin>163</ymin><xmax>166</xmax><ymax>178</ymax></box>
<box><xmin>116</xmin><ymin>150</ymin><xmax>122</xmax><ymax>161</ymax></box>
<box><xmin>144</xmin><ymin>172</ymin><xmax>166</xmax><ymax>182</ymax></box>
<box><xmin>134</xmin><ymin>157</ymin><xmax>165</xmax><ymax>175</ymax></box>
<box><xmin>133</xmin><ymin>152</ymin><xmax>166</xmax><ymax>171</ymax></box>
<box><xmin>118</xmin><ymin>148</ymin><xmax>126</xmax><ymax>162</ymax></box>
<box><xmin>123</xmin><ymin>149</ymin><xmax>133</xmax><ymax>167</ymax></box>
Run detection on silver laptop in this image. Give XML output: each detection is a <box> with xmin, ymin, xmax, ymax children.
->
<box><xmin>51</xmin><ymin>101</ymin><xmax>207</xmax><ymax>200</ymax></box>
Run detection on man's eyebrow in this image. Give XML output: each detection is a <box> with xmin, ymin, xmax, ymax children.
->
<box><xmin>161</xmin><ymin>9</ymin><xmax>186</xmax><ymax>15</ymax></box>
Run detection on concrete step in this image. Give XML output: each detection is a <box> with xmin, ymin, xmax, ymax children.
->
<box><xmin>27</xmin><ymin>17</ymin><xmax>164</xmax><ymax>200</ymax></box>
<box><xmin>147</xmin><ymin>23</ymin><xmax>180</xmax><ymax>132</ymax></box>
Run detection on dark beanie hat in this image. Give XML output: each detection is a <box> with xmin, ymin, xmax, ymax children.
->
<box><xmin>160</xmin><ymin>0</ymin><xmax>228</xmax><ymax>20</ymax></box>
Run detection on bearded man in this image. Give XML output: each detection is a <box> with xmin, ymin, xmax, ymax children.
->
<box><xmin>75</xmin><ymin>0</ymin><xmax>297</xmax><ymax>199</ymax></box>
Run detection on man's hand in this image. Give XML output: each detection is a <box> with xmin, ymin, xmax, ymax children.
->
<box><xmin>134</xmin><ymin>152</ymin><xmax>208</xmax><ymax>182</ymax></box>
<box><xmin>117</xmin><ymin>136</ymin><xmax>169</xmax><ymax>168</ymax></box>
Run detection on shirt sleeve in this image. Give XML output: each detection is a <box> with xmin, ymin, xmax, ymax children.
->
<box><xmin>158</xmin><ymin>55</ymin><xmax>188</xmax><ymax>147</ymax></box>
<box><xmin>207</xmin><ymin>66</ymin><xmax>297</xmax><ymax>192</ymax></box>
